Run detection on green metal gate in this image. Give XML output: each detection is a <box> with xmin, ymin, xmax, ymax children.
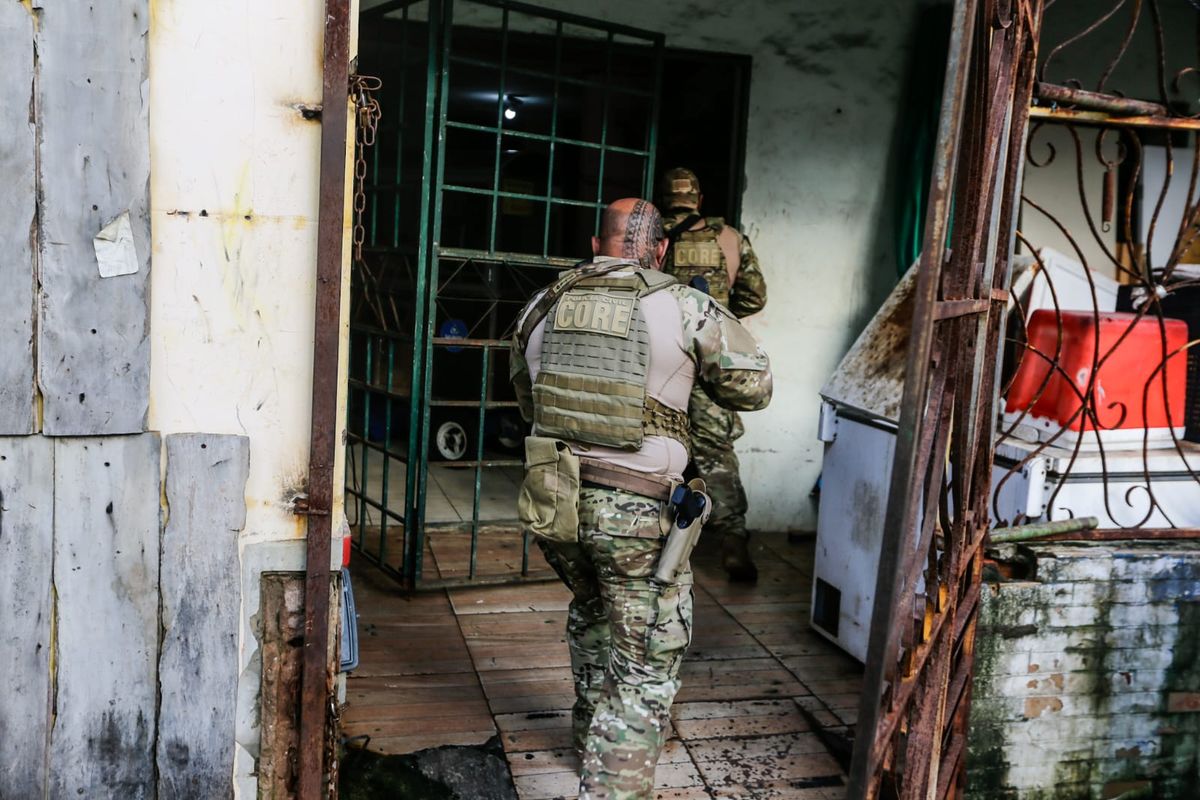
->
<box><xmin>347</xmin><ymin>0</ymin><xmax>663</xmax><ymax>588</ymax></box>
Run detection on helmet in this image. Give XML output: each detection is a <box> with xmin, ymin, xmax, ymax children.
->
<box><xmin>660</xmin><ymin>167</ymin><xmax>701</xmax><ymax>211</ymax></box>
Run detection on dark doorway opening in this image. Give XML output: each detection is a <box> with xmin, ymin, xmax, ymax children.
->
<box><xmin>349</xmin><ymin>2</ymin><xmax>752</xmax><ymax>590</ymax></box>
<box><xmin>655</xmin><ymin>49</ymin><xmax>752</xmax><ymax>226</ymax></box>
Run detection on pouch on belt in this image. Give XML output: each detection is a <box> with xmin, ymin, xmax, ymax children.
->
<box><xmin>518</xmin><ymin>436</ymin><xmax>581</xmax><ymax>543</ymax></box>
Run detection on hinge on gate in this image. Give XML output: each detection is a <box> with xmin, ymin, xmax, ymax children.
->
<box><xmin>292</xmin><ymin>495</ymin><xmax>330</xmax><ymax>517</ymax></box>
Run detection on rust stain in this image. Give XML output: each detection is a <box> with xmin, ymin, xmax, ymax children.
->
<box><xmin>1102</xmin><ymin>781</ymin><xmax>1152</xmax><ymax>799</ymax></box>
<box><xmin>1023</xmin><ymin>696</ymin><xmax>1063</xmax><ymax>718</ymax></box>
<box><xmin>1167</xmin><ymin>692</ymin><xmax>1200</xmax><ymax>713</ymax></box>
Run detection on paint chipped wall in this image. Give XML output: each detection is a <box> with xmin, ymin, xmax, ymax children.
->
<box><xmin>148</xmin><ymin>0</ymin><xmax>356</xmax><ymax>795</ymax></box>
<box><xmin>968</xmin><ymin>542</ymin><xmax>1200</xmax><ymax>798</ymax></box>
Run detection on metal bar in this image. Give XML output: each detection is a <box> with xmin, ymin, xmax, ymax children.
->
<box><xmin>358</xmin><ymin>339</ymin><xmax>373</xmax><ymax>548</ymax></box>
<box><xmin>848</xmin><ymin>0</ymin><xmax>980</xmax><ymax>795</ymax></box>
<box><xmin>431</xmin><ymin>336</ymin><xmax>512</xmax><ymax>347</ymax></box>
<box><xmin>392</xmin><ymin>2</ymin><xmax>410</xmax><ymax>248</ymax></box>
<box><xmin>1028</xmin><ymin>105</ymin><xmax>1200</xmax><ymax>131</ymax></box>
<box><xmin>430</xmin><ymin>399</ymin><xmax>520</xmax><ymax>408</ymax></box>
<box><xmin>644</xmin><ymin>34</ymin><xmax>665</xmax><ymax>199</ymax></box>
<box><xmin>594</xmin><ymin>32</ymin><xmax>614</xmax><ymax>232</ymax></box>
<box><xmin>413</xmin><ymin>0</ymin><xmax>456</xmax><ymax>586</ymax></box>
<box><xmin>428</xmin><ymin>458</ymin><xmax>523</xmax><ymax>468</ymax></box>
<box><xmin>933</xmin><ymin>298</ymin><xmax>992</xmax><ymax>320</ymax></box>
<box><xmin>437</xmin><ymin>246</ymin><xmax>579</xmax><ymax>268</ymax></box>
<box><xmin>442</xmin><ymin>183</ymin><xmax>607</xmax><ymax>209</ymax></box>
<box><xmin>469</xmin><ymin>346</ymin><xmax>490</xmax><ymax>579</ymax></box>
<box><xmin>344</xmin><ymin>490</ymin><xmax>408</xmax><ymax>523</ymax></box>
<box><xmin>462</xmin><ymin>0</ymin><xmax>661</xmax><ymax>41</ymax></box>
<box><xmin>443</xmin><ymin>121</ymin><xmax>651</xmax><ymax>157</ymax></box>
<box><xmin>488</xmin><ymin>8</ymin><xmax>510</xmax><ymax>254</ymax></box>
<box><xmin>989</xmin><ymin>516</ymin><xmax>1099</xmax><ymax>543</ymax></box>
<box><xmin>379</xmin><ymin>338</ymin><xmax>397</xmax><ymax>566</ymax></box>
<box><xmin>542</xmin><ymin>22</ymin><xmax>563</xmax><ymax>258</ymax></box>
<box><xmin>1034</xmin><ymin>81</ymin><xmax>1168</xmax><ymax>117</ymax></box>
<box><xmin>448</xmin><ymin>54</ymin><xmax>655</xmax><ymax>98</ymax></box>
<box><xmin>362</xmin><ymin>0</ymin><xmax>425</xmax><ymax>18</ymax></box>
<box><xmin>346</xmin><ymin>432</ymin><xmax>412</xmax><ymax>463</ymax></box>
<box><xmin>399</xmin><ymin>0</ymin><xmax>446</xmax><ymax>586</ymax></box>
<box><xmin>298</xmin><ymin>0</ymin><xmax>351</xmax><ymax>795</ymax></box>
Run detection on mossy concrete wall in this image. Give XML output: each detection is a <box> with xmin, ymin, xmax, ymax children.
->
<box><xmin>968</xmin><ymin>542</ymin><xmax>1200</xmax><ymax>799</ymax></box>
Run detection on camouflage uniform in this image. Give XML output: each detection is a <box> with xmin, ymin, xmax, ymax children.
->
<box><xmin>661</xmin><ymin>168</ymin><xmax>768</xmax><ymax>580</ymax></box>
<box><xmin>512</xmin><ymin>260</ymin><xmax>772</xmax><ymax>799</ymax></box>
<box><xmin>537</xmin><ymin>489</ymin><xmax>692</xmax><ymax>798</ymax></box>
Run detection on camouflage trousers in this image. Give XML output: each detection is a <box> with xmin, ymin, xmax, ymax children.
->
<box><xmin>538</xmin><ymin>487</ymin><xmax>694</xmax><ymax>800</ymax></box>
<box><xmin>689</xmin><ymin>385</ymin><xmax>748</xmax><ymax>541</ymax></box>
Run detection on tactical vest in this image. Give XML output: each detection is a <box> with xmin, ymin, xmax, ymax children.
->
<box><xmin>531</xmin><ymin>268</ymin><xmax>690</xmax><ymax>451</ymax></box>
<box><xmin>666</xmin><ymin>217</ymin><xmax>731</xmax><ymax>306</ymax></box>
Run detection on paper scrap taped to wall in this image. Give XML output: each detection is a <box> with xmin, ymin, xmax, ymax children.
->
<box><xmin>93</xmin><ymin>210</ymin><xmax>139</xmax><ymax>278</ymax></box>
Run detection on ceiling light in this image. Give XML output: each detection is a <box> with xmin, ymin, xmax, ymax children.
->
<box><xmin>503</xmin><ymin>94</ymin><xmax>524</xmax><ymax>121</ymax></box>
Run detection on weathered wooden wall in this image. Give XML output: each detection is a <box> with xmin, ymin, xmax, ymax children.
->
<box><xmin>0</xmin><ymin>432</ymin><xmax>252</xmax><ymax>798</ymax></box>
<box><xmin>36</xmin><ymin>0</ymin><xmax>151</xmax><ymax>435</ymax></box>
<box><xmin>158</xmin><ymin>434</ymin><xmax>250</xmax><ymax>799</ymax></box>
<box><xmin>0</xmin><ymin>437</ymin><xmax>54</xmax><ymax>797</ymax></box>
<box><xmin>51</xmin><ymin>435</ymin><xmax>162</xmax><ymax>799</ymax></box>
<box><xmin>0</xmin><ymin>0</ymin><xmax>349</xmax><ymax>796</ymax></box>
<box><xmin>0</xmin><ymin>4</ymin><xmax>37</xmax><ymax>434</ymax></box>
<box><xmin>0</xmin><ymin>3</ymin><xmax>165</xmax><ymax>793</ymax></box>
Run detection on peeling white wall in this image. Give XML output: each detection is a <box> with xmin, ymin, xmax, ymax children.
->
<box><xmin>148</xmin><ymin>1</ymin><xmax>354</xmax><ymax>794</ymax></box>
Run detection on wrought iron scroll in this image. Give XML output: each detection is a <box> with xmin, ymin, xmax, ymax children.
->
<box><xmin>994</xmin><ymin>0</ymin><xmax>1200</xmax><ymax>534</ymax></box>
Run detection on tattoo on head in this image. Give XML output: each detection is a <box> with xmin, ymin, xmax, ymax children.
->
<box><xmin>622</xmin><ymin>200</ymin><xmax>665</xmax><ymax>268</ymax></box>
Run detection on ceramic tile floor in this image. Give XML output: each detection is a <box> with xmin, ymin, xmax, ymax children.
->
<box><xmin>342</xmin><ymin>532</ymin><xmax>864</xmax><ymax>799</ymax></box>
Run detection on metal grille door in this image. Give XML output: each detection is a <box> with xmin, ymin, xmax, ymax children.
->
<box><xmin>347</xmin><ymin>0</ymin><xmax>663</xmax><ymax>587</ymax></box>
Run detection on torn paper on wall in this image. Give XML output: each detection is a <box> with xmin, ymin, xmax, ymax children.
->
<box><xmin>94</xmin><ymin>210</ymin><xmax>140</xmax><ymax>278</ymax></box>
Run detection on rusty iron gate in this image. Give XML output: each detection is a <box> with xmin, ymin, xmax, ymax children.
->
<box><xmin>851</xmin><ymin>0</ymin><xmax>1200</xmax><ymax>795</ymax></box>
<box><xmin>848</xmin><ymin>0</ymin><xmax>1043</xmax><ymax>796</ymax></box>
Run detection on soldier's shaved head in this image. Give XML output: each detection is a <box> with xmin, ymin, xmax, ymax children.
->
<box><xmin>592</xmin><ymin>198</ymin><xmax>667</xmax><ymax>269</ymax></box>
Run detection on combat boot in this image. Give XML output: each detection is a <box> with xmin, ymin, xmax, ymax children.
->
<box><xmin>721</xmin><ymin>535</ymin><xmax>758</xmax><ymax>582</ymax></box>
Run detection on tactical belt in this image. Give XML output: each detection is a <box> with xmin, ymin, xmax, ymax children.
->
<box><xmin>578</xmin><ymin>457</ymin><xmax>675</xmax><ymax>503</ymax></box>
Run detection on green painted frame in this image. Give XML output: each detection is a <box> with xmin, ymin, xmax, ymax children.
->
<box><xmin>347</xmin><ymin>0</ymin><xmax>664</xmax><ymax>588</ymax></box>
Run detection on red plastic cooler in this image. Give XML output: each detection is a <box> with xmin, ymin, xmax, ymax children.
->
<box><xmin>1005</xmin><ymin>310</ymin><xmax>1188</xmax><ymax>443</ymax></box>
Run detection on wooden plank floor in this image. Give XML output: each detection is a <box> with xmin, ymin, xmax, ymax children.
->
<box><xmin>342</xmin><ymin>532</ymin><xmax>862</xmax><ymax>799</ymax></box>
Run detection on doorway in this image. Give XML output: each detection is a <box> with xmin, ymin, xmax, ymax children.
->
<box><xmin>346</xmin><ymin>0</ymin><xmax>751</xmax><ymax>589</ymax></box>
